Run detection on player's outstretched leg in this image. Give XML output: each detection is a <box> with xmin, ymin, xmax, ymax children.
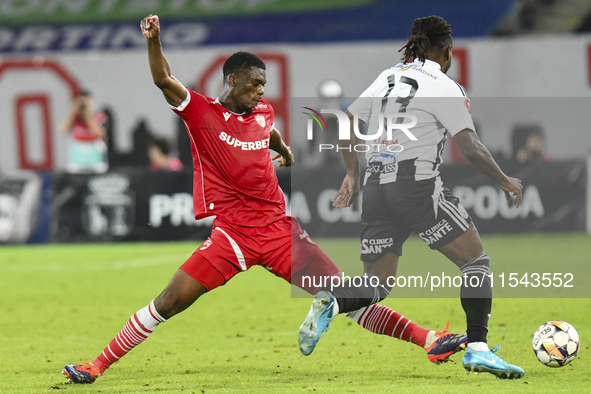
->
<box><xmin>463</xmin><ymin>345</ymin><xmax>524</xmax><ymax>379</ymax></box>
<box><xmin>347</xmin><ymin>305</ymin><xmax>467</xmax><ymax>364</ymax></box>
<box><xmin>62</xmin><ymin>300</ymin><xmax>167</xmax><ymax>384</ymax></box>
<box><xmin>63</xmin><ymin>269</ymin><xmax>206</xmax><ymax>384</ymax></box>
<box><xmin>298</xmin><ymin>291</ymin><xmax>338</xmax><ymax>356</ymax></box>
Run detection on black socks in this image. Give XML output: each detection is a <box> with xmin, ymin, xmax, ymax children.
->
<box><xmin>460</xmin><ymin>252</ymin><xmax>492</xmax><ymax>343</ymax></box>
<box><xmin>328</xmin><ymin>279</ymin><xmax>390</xmax><ymax>314</ymax></box>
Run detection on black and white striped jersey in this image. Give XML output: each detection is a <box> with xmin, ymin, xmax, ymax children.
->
<box><xmin>348</xmin><ymin>58</ymin><xmax>475</xmax><ymax>184</ymax></box>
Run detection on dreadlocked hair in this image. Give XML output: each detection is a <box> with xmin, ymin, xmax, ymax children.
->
<box><xmin>399</xmin><ymin>16</ymin><xmax>452</xmax><ymax>64</ymax></box>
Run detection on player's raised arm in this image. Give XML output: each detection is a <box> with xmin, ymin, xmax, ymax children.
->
<box><xmin>270</xmin><ymin>128</ymin><xmax>293</xmax><ymax>167</ymax></box>
<box><xmin>141</xmin><ymin>15</ymin><xmax>187</xmax><ymax>107</ymax></box>
<box><xmin>453</xmin><ymin>128</ymin><xmax>523</xmax><ymax>207</ymax></box>
<box><xmin>332</xmin><ymin>110</ymin><xmax>361</xmax><ymax>208</ymax></box>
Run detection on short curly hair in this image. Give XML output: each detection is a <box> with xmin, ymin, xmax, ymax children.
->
<box><xmin>223</xmin><ymin>51</ymin><xmax>266</xmax><ymax>78</ymax></box>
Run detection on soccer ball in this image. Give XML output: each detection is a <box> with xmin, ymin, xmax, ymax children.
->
<box><xmin>532</xmin><ymin>321</ymin><xmax>580</xmax><ymax>367</ymax></box>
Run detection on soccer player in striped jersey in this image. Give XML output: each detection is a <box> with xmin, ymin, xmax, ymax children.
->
<box><xmin>62</xmin><ymin>14</ymin><xmax>466</xmax><ymax>385</ymax></box>
<box><xmin>301</xmin><ymin>16</ymin><xmax>525</xmax><ymax>379</ymax></box>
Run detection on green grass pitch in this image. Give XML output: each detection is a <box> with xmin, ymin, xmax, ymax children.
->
<box><xmin>1</xmin><ymin>234</ymin><xmax>590</xmax><ymax>393</ymax></box>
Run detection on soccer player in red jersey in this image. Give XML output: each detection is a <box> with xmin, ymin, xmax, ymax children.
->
<box><xmin>62</xmin><ymin>15</ymin><xmax>467</xmax><ymax>384</ymax></box>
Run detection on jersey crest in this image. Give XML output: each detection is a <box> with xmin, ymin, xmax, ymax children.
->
<box><xmin>255</xmin><ymin>114</ymin><xmax>266</xmax><ymax>127</ymax></box>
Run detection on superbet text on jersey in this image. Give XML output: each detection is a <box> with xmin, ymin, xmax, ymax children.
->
<box><xmin>171</xmin><ymin>89</ymin><xmax>284</xmax><ymax>227</ymax></box>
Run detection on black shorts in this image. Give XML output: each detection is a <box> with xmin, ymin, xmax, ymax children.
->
<box><xmin>360</xmin><ymin>177</ymin><xmax>472</xmax><ymax>261</ymax></box>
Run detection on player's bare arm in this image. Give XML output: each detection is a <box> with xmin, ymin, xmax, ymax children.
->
<box><xmin>141</xmin><ymin>15</ymin><xmax>187</xmax><ymax>107</ymax></box>
<box><xmin>270</xmin><ymin>128</ymin><xmax>293</xmax><ymax>167</ymax></box>
<box><xmin>333</xmin><ymin>110</ymin><xmax>362</xmax><ymax>208</ymax></box>
<box><xmin>454</xmin><ymin>128</ymin><xmax>523</xmax><ymax>207</ymax></box>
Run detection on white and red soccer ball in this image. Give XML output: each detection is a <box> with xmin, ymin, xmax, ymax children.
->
<box><xmin>532</xmin><ymin>321</ymin><xmax>580</xmax><ymax>367</ymax></box>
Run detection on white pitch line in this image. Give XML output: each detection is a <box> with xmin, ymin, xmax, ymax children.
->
<box><xmin>2</xmin><ymin>253</ymin><xmax>189</xmax><ymax>273</ymax></box>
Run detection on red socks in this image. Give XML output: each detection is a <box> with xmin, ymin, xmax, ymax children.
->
<box><xmin>92</xmin><ymin>300</ymin><xmax>166</xmax><ymax>374</ymax></box>
<box><xmin>347</xmin><ymin>304</ymin><xmax>430</xmax><ymax>347</ymax></box>
<box><xmin>90</xmin><ymin>301</ymin><xmax>432</xmax><ymax>376</ymax></box>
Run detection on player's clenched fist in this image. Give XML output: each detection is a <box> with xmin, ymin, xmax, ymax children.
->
<box><xmin>141</xmin><ymin>15</ymin><xmax>160</xmax><ymax>40</ymax></box>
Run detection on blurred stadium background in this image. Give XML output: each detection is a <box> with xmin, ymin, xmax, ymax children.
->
<box><xmin>0</xmin><ymin>0</ymin><xmax>590</xmax><ymax>247</ymax></box>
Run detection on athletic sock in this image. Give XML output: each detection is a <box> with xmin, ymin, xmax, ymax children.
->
<box><xmin>460</xmin><ymin>253</ymin><xmax>492</xmax><ymax>344</ymax></box>
<box><xmin>424</xmin><ymin>330</ymin><xmax>438</xmax><ymax>348</ymax></box>
<box><xmin>346</xmin><ymin>304</ymin><xmax>430</xmax><ymax>347</ymax></box>
<box><xmin>92</xmin><ymin>300</ymin><xmax>167</xmax><ymax>374</ymax></box>
<box><xmin>329</xmin><ymin>279</ymin><xmax>390</xmax><ymax>313</ymax></box>
<box><xmin>467</xmin><ymin>341</ymin><xmax>489</xmax><ymax>352</ymax></box>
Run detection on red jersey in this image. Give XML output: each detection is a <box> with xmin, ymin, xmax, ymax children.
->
<box><xmin>172</xmin><ymin>88</ymin><xmax>285</xmax><ymax>227</ymax></box>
